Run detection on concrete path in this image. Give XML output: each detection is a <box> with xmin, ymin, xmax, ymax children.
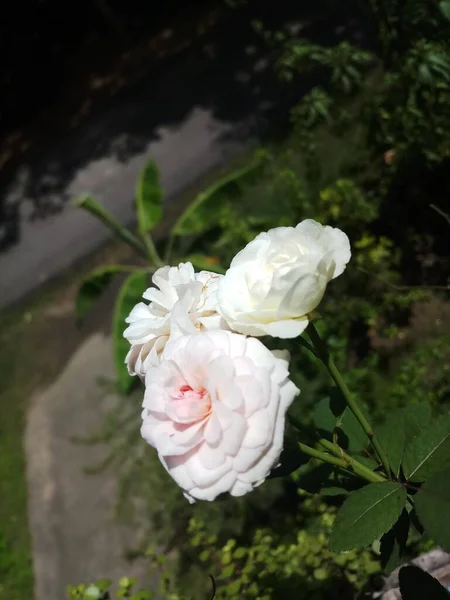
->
<box><xmin>25</xmin><ymin>333</ymin><xmax>153</xmax><ymax>600</ymax></box>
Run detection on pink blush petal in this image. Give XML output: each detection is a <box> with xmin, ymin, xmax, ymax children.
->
<box><xmin>222</xmin><ymin>413</ymin><xmax>247</xmax><ymax>456</ymax></box>
<box><xmin>166</xmin><ymin>398</ymin><xmax>210</xmax><ymax>423</ymax></box>
<box><xmin>198</xmin><ymin>442</ymin><xmax>227</xmax><ymax>469</ymax></box>
<box><xmin>213</xmin><ymin>401</ymin><xmax>233</xmax><ymax>430</ymax></box>
<box><xmin>235</xmin><ymin>375</ymin><xmax>264</xmax><ymax>416</ymax></box>
<box><xmin>170</xmin><ymin>418</ymin><xmax>207</xmax><ymax>448</ymax></box>
<box><xmin>189</xmin><ymin>469</ymin><xmax>237</xmax><ymax>501</ymax></box>
<box><xmin>186</xmin><ymin>453</ymin><xmax>232</xmax><ymax>487</ymax></box>
<box><xmin>242</xmin><ymin>410</ymin><xmax>272</xmax><ymax>448</ymax></box>
<box><xmin>203</xmin><ymin>413</ymin><xmax>222</xmax><ymax>445</ymax></box>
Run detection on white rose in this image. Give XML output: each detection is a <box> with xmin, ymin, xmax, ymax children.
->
<box><xmin>123</xmin><ymin>262</ymin><xmax>225</xmax><ymax>377</ymax></box>
<box><xmin>217</xmin><ymin>219</ymin><xmax>351</xmax><ymax>339</ymax></box>
<box><xmin>140</xmin><ymin>330</ymin><xmax>299</xmax><ymax>502</ymax></box>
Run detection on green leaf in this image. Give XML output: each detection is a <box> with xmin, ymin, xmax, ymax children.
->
<box><xmin>415</xmin><ymin>467</ymin><xmax>450</xmax><ymax>551</ymax></box>
<box><xmin>269</xmin><ymin>425</ymin><xmax>310</xmax><ymax>478</ymax></box>
<box><xmin>136</xmin><ymin>159</ymin><xmax>164</xmax><ymax>234</ymax></box>
<box><xmin>172</xmin><ymin>158</ymin><xmax>263</xmax><ymax>236</ymax></box>
<box><xmin>313</xmin><ymin>394</ymin><xmax>371</xmax><ymax>453</ymax></box>
<box><xmin>222</xmin><ymin>564</ymin><xmax>235</xmax><ymax>578</ymax></box>
<box><xmin>295</xmin><ymin>462</ymin><xmax>360</xmax><ymax>496</ymax></box>
<box><xmin>269</xmin><ymin>442</ymin><xmax>308</xmax><ymax>479</ymax></box>
<box><xmin>94</xmin><ymin>579</ymin><xmax>112</xmax><ymax>592</ymax></box>
<box><xmin>83</xmin><ymin>586</ymin><xmax>102</xmax><ymax>600</ymax></box>
<box><xmin>376</xmin><ymin>418</ymin><xmax>405</xmax><ymax>477</ymax></box>
<box><xmin>399</xmin><ymin>403</ymin><xmax>432</xmax><ymax>438</ymax></box>
<box><xmin>113</xmin><ymin>270</ymin><xmax>149</xmax><ymax>393</ymax></box>
<box><xmin>374</xmin><ymin>403</ymin><xmax>431</xmax><ymax>476</ymax></box>
<box><xmin>313</xmin><ymin>396</ymin><xmax>337</xmax><ymax>434</ymax></box>
<box><xmin>130</xmin><ymin>591</ymin><xmax>153</xmax><ymax>600</ymax></box>
<box><xmin>73</xmin><ymin>194</ymin><xmax>146</xmax><ymax>256</ymax></box>
<box><xmin>399</xmin><ymin>565</ymin><xmax>450</xmax><ymax>600</ymax></box>
<box><xmin>380</xmin><ymin>509</ymin><xmax>410</xmax><ymax>573</ymax></box>
<box><xmin>439</xmin><ymin>1</ymin><xmax>450</xmax><ymax>20</ymax></box>
<box><xmin>330</xmin><ymin>482</ymin><xmax>407</xmax><ymax>552</ymax></box>
<box><xmin>402</xmin><ymin>415</ymin><xmax>450</xmax><ymax>482</ymax></box>
<box><xmin>184</xmin><ymin>254</ymin><xmax>226</xmax><ymax>275</ymax></box>
<box><xmin>75</xmin><ymin>265</ymin><xmax>131</xmax><ymax>322</ymax></box>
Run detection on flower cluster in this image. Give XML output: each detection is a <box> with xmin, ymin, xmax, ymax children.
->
<box><xmin>124</xmin><ymin>220</ymin><xmax>351</xmax><ymax>502</ymax></box>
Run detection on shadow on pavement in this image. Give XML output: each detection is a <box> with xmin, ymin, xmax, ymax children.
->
<box><xmin>0</xmin><ymin>0</ymin><xmax>365</xmax><ymax>255</ymax></box>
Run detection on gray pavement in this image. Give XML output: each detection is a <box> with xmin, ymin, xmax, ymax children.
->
<box><xmin>25</xmin><ymin>333</ymin><xmax>153</xmax><ymax>600</ymax></box>
<box><xmin>0</xmin><ymin>0</ymin><xmax>363</xmax><ymax>310</ymax></box>
<box><xmin>0</xmin><ymin>5</ymin><xmax>283</xmax><ymax>310</ymax></box>
<box><xmin>0</xmin><ymin>108</ymin><xmax>249</xmax><ymax>309</ymax></box>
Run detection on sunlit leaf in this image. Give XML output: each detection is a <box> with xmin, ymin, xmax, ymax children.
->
<box><xmin>330</xmin><ymin>482</ymin><xmax>407</xmax><ymax>552</ymax></box>
<box><xmin>172</xmin><ymin>158</ymin><xmax>263</xmax><ymax>236</ymax></box>
<box><xmin>403</xmin><ymin>415</ymin><xmax>450</xmax><ymax>481</ymax></box>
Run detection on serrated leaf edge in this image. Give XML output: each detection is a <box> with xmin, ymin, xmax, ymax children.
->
<box><xmin>331</xmin><ymin>483</ymin><xmax>406</xmax><ymax>552</ymax></box>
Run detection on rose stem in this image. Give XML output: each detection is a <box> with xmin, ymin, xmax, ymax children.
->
<box><xmin>142</xmin><ymin>232</ymin><xmax>164</xmax><ymax>267</ymax></box>
<box><xmin>307</xmin><ymin>322</ymin><xmax>392</xmax><ymax>479</ymax></box>
<box><xmin>288</xmin><ymin>414</ymin><xmax>386</xmax><ymax>483</ymax></box>
<box><xmin>297</xmin><ymin>441</ymin><xmax>386</xmax><ymax>484</ymax></box>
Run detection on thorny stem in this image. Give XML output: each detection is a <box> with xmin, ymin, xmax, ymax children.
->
<box><xmin>307</xmin><ymin>322</ymin><xmax>392</xmax><ymax>479</ymax></box>
<box><xmin>297</xmin><ymin>441</ymin><xmax>385</xmax><ymax>484</ymax></box>
<box><xmin>288</xmin><ymin>414</ymin><xmax>386</xmax><ymax>484</ymax></box>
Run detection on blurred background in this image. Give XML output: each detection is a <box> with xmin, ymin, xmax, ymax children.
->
<box><xmin>0</xmin><ymin>0</ymin><xmax>449</xmax><ymax>599</ymax></box>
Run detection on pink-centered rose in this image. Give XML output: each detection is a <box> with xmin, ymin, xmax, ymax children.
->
<box><xmin>141</xmin><ymin>330</ymin><xmax>299</xmax><ymax>502</ymax></box>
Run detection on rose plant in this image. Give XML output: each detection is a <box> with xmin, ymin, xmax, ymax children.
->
<box><xmin>74</xmin><ymin>158</ymin><xmax>450</xmax><ymax>594</ymax></box>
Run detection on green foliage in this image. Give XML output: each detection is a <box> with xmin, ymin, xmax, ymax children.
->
<box><xmin>380</xmin><ymin>509</ymin><xmax>410</xmax><ymax>572</ymax></box>
<box><xmin>415</xmin><ymin>467</ymin><xmax>450</xmax><ymax>550</ymax></box>
<box><xmin>399</xmin><ymin>565</ymin><xmax>450</xmax><ymax>599</ymax></box>
<box><xmin>290</xmin><ymin>87</ymin><xmax>333</xmax><ymax>129</ymax></box>
<box><xmin>172</xmin><ymin>157</ymin><xmax>263</xmax><ymax>236</ymax></box>
<box><xmin>440</xmin><ymin>1</ymin><xmax>450</xmax><ymax>20</ymax></box>
<box><xmin>75</xmin><ymin>265</ymin><xmax>133</xmax><ymax>322</ymax></box>
<box><xmin>136</xmin><ymin>160</ymin><xmax>163</xmax><ymax>235</ymax></box>
<box><xmin>402</xmin><ymin>415</ymin><xmax>450</xmax><ymax>482</ymax></box>
<box><xmin>177</xmin><ymin>497</ymin><xmax>382</xmax><ymax>599</ymax></box>
<box><xmin>73</xmin><ymin>194</ymin><xmax>146</xmax><ymax>258</ymax></box>
<box><xmin>294</xmin><ymin>462</ymin><xmax>360</xmax><ymax>497</ymax></box>
<box><xmin>113</xmin><ymin>270</ymin><xmax>149</xmax><ymax>393</ymax></box>
<box><xmin>67</xmin><ymin>577</ymin><xmax>153</xmax><ymax>600</ymax></box>
<box><xmin>388</xmin><ymin>339</ymin><xmax>450</xmax><ymax>411</ymax></box>
<box><xmin>330</xmin><ymin>482</ymin><xmax>407</xmax><ymax>552</ymax></box>
<box><xmin>375</xmin><ymin>419</ymin><xmax>405</xmax><ymax>477</ymax></box>
<box><xmin>278</xmin><ymin>39</ymin><xmax>373</xmax><ymax>94</ymax></box>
